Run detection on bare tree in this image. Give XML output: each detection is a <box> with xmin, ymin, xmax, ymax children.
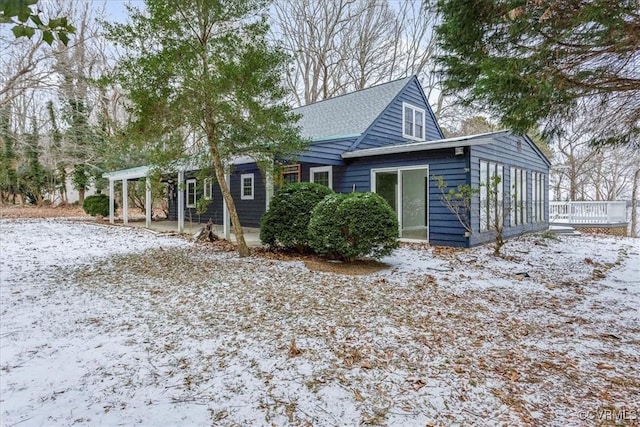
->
<box><xmin>272</xmin><ymin>0</ymin><xmax>441</xmax><ymax>107</ymax></box>
<box><xmin>585</xmin><ymin>147</ymin><xmax>638</xmax><ymax>201</ymax></box>
<box><xmin>272</xmin><ymin>0</ymin><xmax>355</xmax><ymax>105</ymax></box>
<box><xmin>1</xmin><ymin>0</ymin><xmax>122</xmax><ymax>205</ymax></box>
<box><xmin>551</xmin><ymin>118</ymin><xmax>599</xmax><ymax>201</ymax></box>
<box><xmin>0</xmin><ymin>33</ymin><xmax>55</xmax><ymax>107</ymax></box>
<box><xmin>551</xmin><ymin>112</ymin><xmax>639</xmax><ymax>214</ymax></box>
<box><xmin>340</xmin><ymin>1</ymin><xmax>396</xmax><ymax>91</ymax></box>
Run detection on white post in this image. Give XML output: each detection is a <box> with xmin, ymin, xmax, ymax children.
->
<box><xmin>568</xmin><ymin>201</ymin><xmax>573</xmax><ymax>224</ymax></box>
<box><xmin>122</xmin><ymin>178</ymin><xmax>129</xmax><ymax>225</ymax></box>
<box><xmin>145</xmin><ymin>176</ymin><xmax>152</xmax><ymax>228</ymax></box>
<box><xmin>177</xmin><ymin>170</ymin><xmax>184</xmax><ymax>233</ymax></box>
<box><xmin>223</xmin><ymin>173</ymin><xmax>230</xmax><ymax>240</ymax></box>
<box><xmin>109</xmin><ymin>179</ymin><xmax>115</xmax><ymax>224</ymax></box>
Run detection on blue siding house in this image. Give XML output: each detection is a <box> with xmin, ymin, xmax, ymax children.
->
<box><xmin>106</xmin><ymin>76</ymin><xmax>550</xmax><ymax>247</ymax></box>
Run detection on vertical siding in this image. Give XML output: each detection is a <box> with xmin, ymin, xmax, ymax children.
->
<box><xmin>339</xmin><ymin>148</ymin><xmax>470</xmax><ymax>247</ymax></box>
<box><xmin>469</xmin><ymin>134</ymin><xmax>550</xmax><ymax>246</ymax></box>
<box><xmin>353</xmin><ymin>78</ymin><xmax>443</xmax><ymax>150</ymax></box>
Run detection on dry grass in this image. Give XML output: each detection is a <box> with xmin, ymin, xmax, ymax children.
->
<box><xmin>60</xmin><ymin>240</ymin><xmax>639</xmax><ymax>426</ymax></box>
<box><xmin>2</xmin><ymin>221</ymin><xmax>638</xmax><ymax>426</ymax></box>
<box><xmin>0</xmin><ymin>204</ymin><xmax>90</xmax><ymax>218</ymax></box>
<box><xmin>249</xmin><ymin>247</ymin><xmax>390</xmax><ymax>275</ymax></box>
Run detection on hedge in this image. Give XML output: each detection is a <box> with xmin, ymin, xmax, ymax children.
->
<box><xmin>82</xmin><ymin>194</ymin><xmax>117</xmax><ymax>217</ymax></box>
<box><xmin>308</xmin><ymin>192</ymin><xmax>399</xmax><ymax>261</ymax></box>
<box><xmin>260</xmin><ymin>182</ymin><xmax>334</xmax><ymax>252</ymax></box>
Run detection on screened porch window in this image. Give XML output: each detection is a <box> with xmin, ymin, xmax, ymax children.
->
<box><xmin>532</xmin><ymin>172</ymin><xmax>545</xmax><ymax>222</ymax></box>
<box><xmin>510</xmin><ymin>168</ymin><xmax>527</xmax><ymax>226</ymax></box>
<box><xmin>281</xmin><ymin>164</ymin><xmax>301</xmax><ymax>185</ymax></box>
<box><xmin>480</xmin><ymin>161</ymin><xmax>504</xmax><ymax>232</ymax></box>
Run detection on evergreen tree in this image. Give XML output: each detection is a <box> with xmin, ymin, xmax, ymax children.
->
<box><xmin>19</xmin><ymin>116</ymin><xmax>47</xmax><ymax>205</ymax></box>
<box><xmin>0</xmin><ymin>107</ymin><xmax>18</xmax><ymax>203</ymax></box>
<box><xmin>64</xmin><ymin>98</ymin><xmax>93</xmax><ymax>204</ymax></box>
<box><xmin>107</xmin><ymin>0</ymin><xmax>307</xmax><ymax>257</ymax></box>
<box><xmin>47</xmin><ymin>100</ymin><xmax>67</xmax><ymax>203</ymax></box>
<box><xmin>436</xmin><ymin>0</ymin><xmax>639</xmax><ymax>147</ymax></box>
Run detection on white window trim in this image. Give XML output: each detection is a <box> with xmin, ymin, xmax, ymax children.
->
<box><xmin>532</xmin><ymin>172</ymin><xmax>545</xmax><ymax>223</ymax></box>
<box><xmin>402</xmin><ymin>102</ymin><xmax>426</xmax><ymax>141</ymax></box>
<box><xmin>480</xmin><ymin>160</ymin><xmax>505</xmax><ymax>232</ymax></box>
<box><xmin>510</xmin><ymin>167</ymin><xmax>528</xmax><ymax>227</ymax></box>
<box><xmin>370</xmin><ymin>165</ymin><xmax>430</xmax><ymax>243</ymax></box>
<box><xmin>186</xmin><ymin>178</ymin><xmax>197</xmax><ymax>208</ymax></box>
<box><xmin>203</xmin><ymin>177</ymin><xmax>213</xmax><ymax>200</ymax></box>
<box><xmin>309</xmin><ymin>166</ymin><xmax>333</xmax><ymax>189</ymax></box>
<box><xmin>241</xmin><ymin>173</ymin><xmax>254</xmax><ymax>200</ymax></box>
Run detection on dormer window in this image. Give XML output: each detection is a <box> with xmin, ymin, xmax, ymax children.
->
<box><xmin>403</xmin><ymin>102</ymin><xmax>425</xmax><ymax>141</ymax></box>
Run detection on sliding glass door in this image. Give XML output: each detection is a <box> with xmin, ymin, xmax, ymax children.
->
<box><xmin>372</xmin><ymin>166</ymin><xmax>429</xmax><ymax>240</ymax></box>
<box><xmin>401</xmin><ymin>168</ymin><xmax>429</xmax><ymax>239</ymax></box>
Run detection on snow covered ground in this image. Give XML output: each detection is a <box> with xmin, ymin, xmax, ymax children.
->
<box><xmin>1</xmin><ymin>219</ymin><xmax>638</xmax><ymax>426</ymax></box>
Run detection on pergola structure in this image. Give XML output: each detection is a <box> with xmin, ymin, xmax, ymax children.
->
<box><xmin>102</xmin><ymin>165</ymin><xmax>231</xmax><ymax>239</ymax></box>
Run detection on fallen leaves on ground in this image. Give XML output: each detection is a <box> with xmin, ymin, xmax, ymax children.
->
<box><xmin>1</xmin><ymin>220</ymin><xmax>638</xmax><ymax>426</ymax></box>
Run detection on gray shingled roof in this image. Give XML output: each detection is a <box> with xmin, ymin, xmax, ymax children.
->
<box><xmin>293</xmin><ymin>76</ymin><xmax>413</xmax><ymax>140</ymax></box>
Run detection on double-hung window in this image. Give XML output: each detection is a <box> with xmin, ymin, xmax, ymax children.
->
<box><xmin>186</xmin><ymin>179</ymin><xmax>197</xmax><ymax>208</ymax></box>
<box><xmin>310</xmin><ymin>166</ymin><xmax>333</xmax><ymax>189</ymax></box>
<box><xmin>241</xmin><ymin>174</ymin><xmax>254</xmax><ymax>200</ymax></box>
<box><xmin>480</xmin><ymin>161</ymin><xmax>504</xmax><ymax>232</ymax></box>
<box><xmin>403</xmin><ymin>102</ymin><xmax>425</xmax><ymax>141</ymax></box>
<box><xmin>203</xmin><ymin>177</ymin><xmax>213</xmax><ymax>200</ymax></box>
<box><xmin>510</xmin><ymin>168</ymin><xmax>527</xmax><ymax>226</ymax></box>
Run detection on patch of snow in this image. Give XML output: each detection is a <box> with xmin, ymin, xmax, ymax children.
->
<box><xmin>1</xmin><ymin>220</ymin><xmax>638</xmax><ymax>426</ymax></box>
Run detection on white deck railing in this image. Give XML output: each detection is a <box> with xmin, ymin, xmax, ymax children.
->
<box><xmin>550</xmin><ymin>201</ymin><xmax>628</xmax><ymax>224</ymax></box>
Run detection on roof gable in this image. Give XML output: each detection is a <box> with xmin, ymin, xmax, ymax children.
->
<box><xmin>293</xmin><ymin>77</ymin><xmax>413</xmax><ymax>141</ymax></box>
<box><xmin>349</xmin><ymin>76</ymin><xmax>444</xmax><ymax>151</ymax></box>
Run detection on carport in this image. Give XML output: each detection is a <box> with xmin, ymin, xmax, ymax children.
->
<box><xmin>102</xmin><ymin>165</ymin><xmax>231</xmax><ymax>239</ymax></box>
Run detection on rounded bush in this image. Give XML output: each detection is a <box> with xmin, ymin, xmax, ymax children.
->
<box><xmin>308</xmin><ymin>192</ymin><xmax>399</xmax><ymax>261</ymax></box>
<box><xmin>83</xmin><ymin>194</ymin><xmax>117</xmax><ymax>217</ymax></box>
<box><xmin>260</xmin><ymin>182</ymin><xmax>334</xmax><ymax>251</ymax></box>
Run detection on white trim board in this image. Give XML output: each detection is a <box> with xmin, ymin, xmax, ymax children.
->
<box><xmin>240</xmin><ymin>174</ymin><xmax>254</xmax><ymax>200</ymax></box>
<box><xmin>342</xmin><ymin>130</ymin><xmax>511</xmax><ymax>159</ymax></box>
<box><xmin>309</xmin><ymin>166</ymin><xmax>333</xmax><ymax>189</ymax></box>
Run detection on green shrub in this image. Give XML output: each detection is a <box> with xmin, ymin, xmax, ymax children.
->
<box><xmin>82</xmin><ymin>194</ymin><xmax>117</xmax><ymax>217</ymax></box>
<box><xmin>308</xmin><ymin>192</ymin><xmax>399</xmax><ymax>261</ymax></box>
<box><xmin>260</xmin><ymin>182</ymin><xmax>334</xmax><ymax>252</ymax></box>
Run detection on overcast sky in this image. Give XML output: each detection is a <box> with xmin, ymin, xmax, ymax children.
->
<box><xmin>91</xmin><ymin>0</ymin><xmax>144</xmax><ymax>23</ymax></box>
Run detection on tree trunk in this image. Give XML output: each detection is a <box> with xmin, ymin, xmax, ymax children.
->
<box><xmin>79</xmin><ymin>188</ymin><xmax>85</xmax><ymax>204</ymax></box>
<box><xmin>206</xmin><ymin>135</ymin><xmax>250</xmax><ymax>257</ymax></box>
<box><xmin>569</xmin><ymin>168</ymin><xmax>577</xmax><ymax>200</ymax></box>
<box><xmin>631</xmin><ymin>168</ymin><xmax>639</xmax><ymax>238</ymax></box>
